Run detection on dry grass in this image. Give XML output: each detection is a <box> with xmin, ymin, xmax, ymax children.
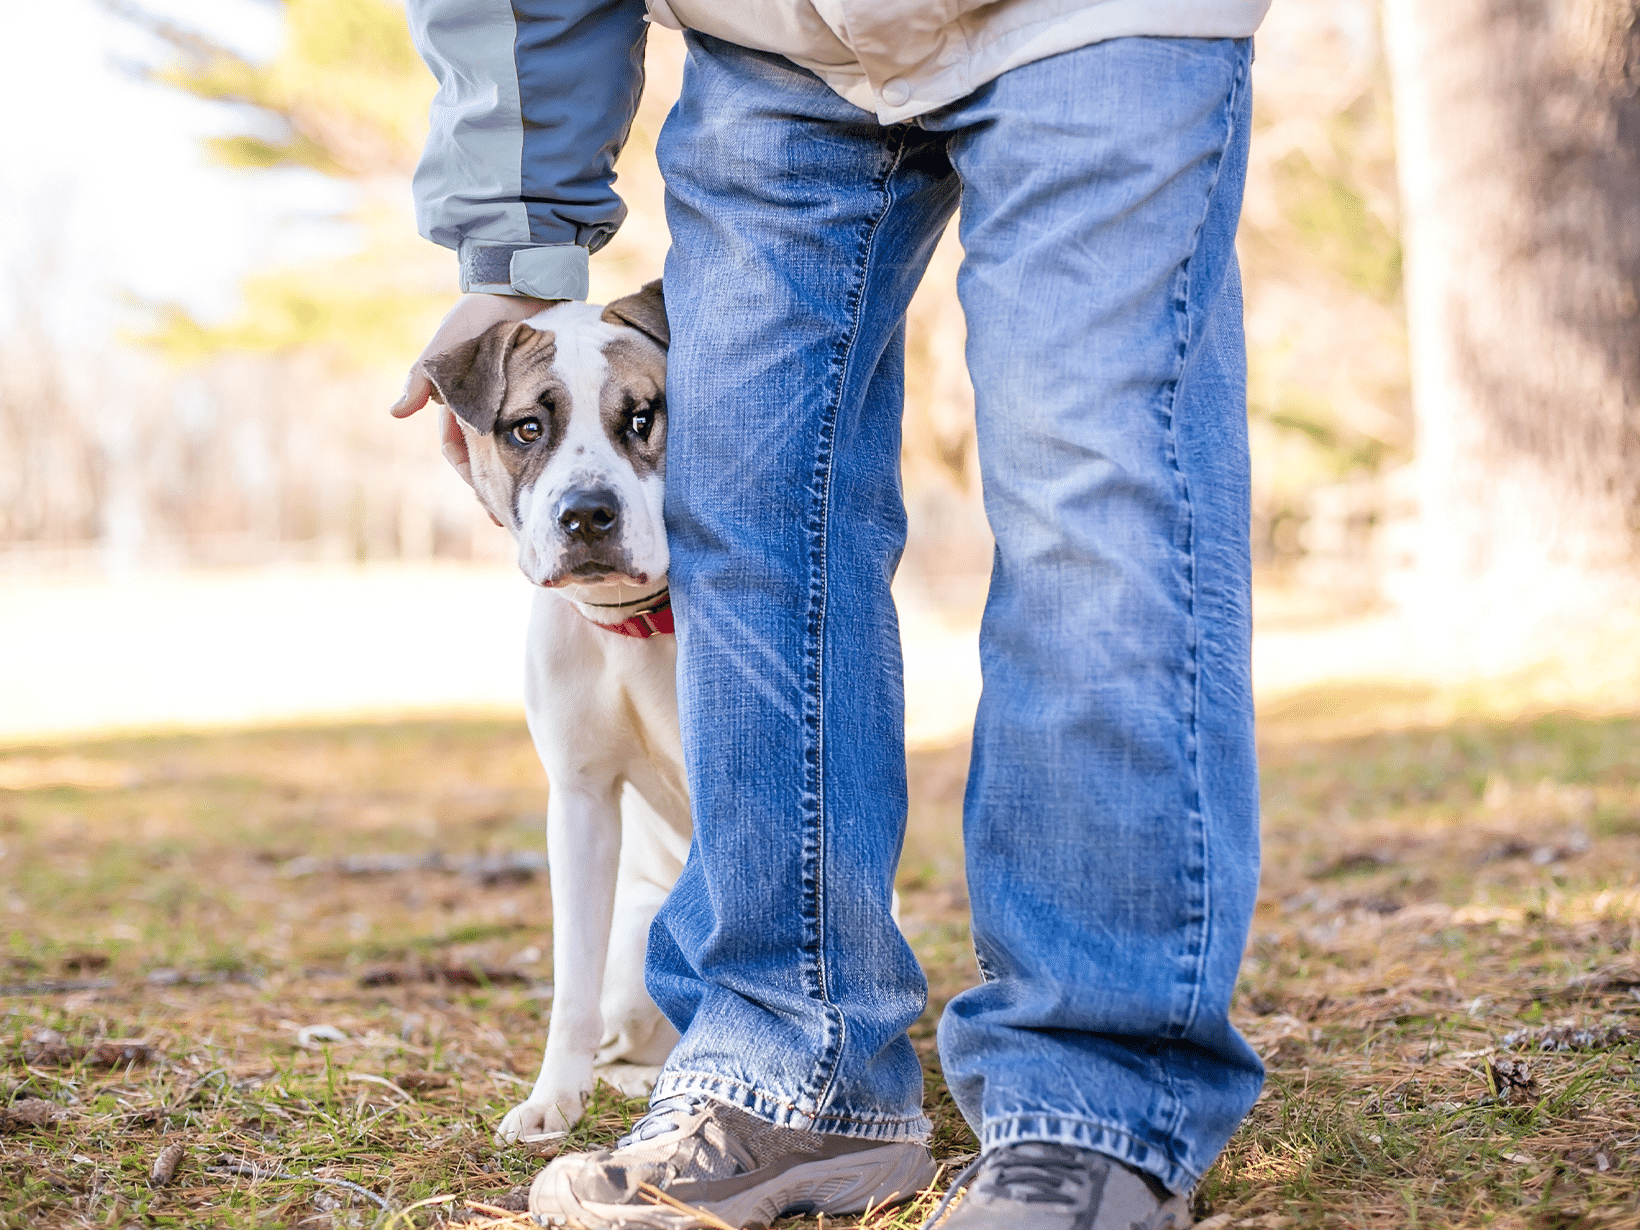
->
<box><xmin>2</xmin><ymin>699</ymin><xmax>1638</xmax><ymax>1228</ymax></box>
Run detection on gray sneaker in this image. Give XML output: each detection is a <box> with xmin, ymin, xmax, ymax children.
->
<box><xmin>922</xmin><ymin>1142</ymin><xmax>1192</xmax><ymax>1230</ymax></box>
<box><xmin>529</xmin><ymin>1091</ymin><xmax>937</xmax><ymax>1228</ymax></box>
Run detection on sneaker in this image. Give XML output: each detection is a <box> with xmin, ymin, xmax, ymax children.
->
<box><xmin>529</xmin><ymin>1091</ymin><xmax>937</xmax><ymax>1228</ymax></box>
<box><xmin>921</xmin><ymin>1142</ymin><xmax>1192</xmax><ymax>1230</ymax></box>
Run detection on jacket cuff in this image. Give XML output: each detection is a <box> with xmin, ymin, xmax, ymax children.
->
<box><xmin>458</xmin><ymin>241</ymin><xmax>590</xmax><ymax>300</ymax></box>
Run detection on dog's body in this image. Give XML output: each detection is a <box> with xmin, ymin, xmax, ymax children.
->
<box><xmin>424</xmin><ymin>284</ymin><xmax>688</xmax><ymax>1142</ymax></box>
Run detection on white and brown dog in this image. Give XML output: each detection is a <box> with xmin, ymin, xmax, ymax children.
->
<box><xmin>423</xmin><ymin>282</ymin><xmax>688</xmax><ymax>1145</ymax></box>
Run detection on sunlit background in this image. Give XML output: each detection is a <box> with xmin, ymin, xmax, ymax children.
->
<box><xmin>3</xmin><ymin>0</ymin><xmax>1637</xmax><ymax>744</ymax></box>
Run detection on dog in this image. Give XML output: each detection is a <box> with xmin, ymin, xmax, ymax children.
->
<box><xmin>422</xmin><ymin>281</ymin><xmax>689</xmax><ymax>1144</ymax></box>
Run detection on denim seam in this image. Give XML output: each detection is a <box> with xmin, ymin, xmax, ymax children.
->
<box><xmin>1182</xmin><ymin>51</ymin><xmax>1247</xmax><ymax>1039</ymax></box>
<box><xmin>1152</xmin><ymin>47</ymin><xmax>1248</xmax><ymax>1152</ymax></box>
<box><xmin>1157</xmin><ymin>239</ymin><xmax>1203</xmax><ymax>1046</ymax></box>
<box><xmin>979</xmin><ymin>1113</ymin><xmax>1200</xmax><ymax>1197</ymax></box>
<box><xmin>653</xmin><ymin>1069</ymin><xmax>932</xmax><ymax>1141</ymax></box>
<box><xmin>1189</xmin><ymin>43</ymin><xmax>1249</xmax><ymax>1038</ymax></box>
<box><xmin>797</xmin><ymin>126</ymin><xmax>912</xmax><ymax>1122</ymax></box>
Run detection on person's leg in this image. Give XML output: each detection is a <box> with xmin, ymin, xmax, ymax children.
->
<box><xmin>531</xmin><ymin>38</ymin><xmax>959</xmax><ymax>1222</ymax></box>
<box><xmin>645</xmin><ymin>32</ymin><xmax>959</xmax><ymax>1142</ymax></box>
<box><xmin>924</xmin><ymin>35</ymin><xmax>1265</xmax><ymax>1200</ymax></box>
<box><xmin>644</xmin><ymin>34</ymin><xmax>967</xmax><ymax>1139</ymax></box>
<box><xmin>529</xmin><ymin>35</ymin><xmax>961</xmax><ymax>1227</ymax></box>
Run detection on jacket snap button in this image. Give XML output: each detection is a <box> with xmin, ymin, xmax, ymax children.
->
<box><xmin>880</xmin><ymin>77</ymin><xmax>912</xmax><ymax>106</ymax></box>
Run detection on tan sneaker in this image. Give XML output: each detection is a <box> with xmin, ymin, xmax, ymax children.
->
<box><xmin>922</xmin><ymin>1142</ymin><xmax>1192</xmax><ymax>1230</ymax></box>
<box><xmin>529</xmin><ymin>1091</ymin><xmax>937</xmax><ymax>1228</ymax></box>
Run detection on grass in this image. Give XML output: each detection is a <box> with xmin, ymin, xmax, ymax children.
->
<box><xmin>1</xmin><ymin>700</ymin><xmax>1638</xmax><ymax>1228</ymax></box>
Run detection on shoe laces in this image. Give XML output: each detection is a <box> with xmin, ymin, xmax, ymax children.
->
<box><xmin>921</xmin><ymin>1142</ymin><xmax>1093</xmax><ymax>1228</ymax></box>
<box><xmin>616</xmin><ymin>1092</ymin><xmax>711</xmax><ymax>1149</ymax></box>
<box><xmin>974</xmin><ymin>1142</ymin><xmax>1088</xmax><ymax>1206</ymax></box>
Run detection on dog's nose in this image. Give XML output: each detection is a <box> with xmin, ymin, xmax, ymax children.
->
<box><xmin>556</xmin><ymin>487</ymin><xmax>621</xmax><ymax>540</ymax></box>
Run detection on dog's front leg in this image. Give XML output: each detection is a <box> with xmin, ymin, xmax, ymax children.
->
<box><xmin>496</xmin><ymin>778</ymin><xmax>621</xmax><ymax>1144</ymax></box>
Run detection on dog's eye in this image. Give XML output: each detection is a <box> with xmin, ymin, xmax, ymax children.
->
<box><xmin>510</xmin><ymin>418</ymin><xmax>543</xmax><ymax>445</ymax></box>
<box><xmin>624</xmin><ymin>399</ymin><xmax>659</xmax><ymax>443</ymax></box>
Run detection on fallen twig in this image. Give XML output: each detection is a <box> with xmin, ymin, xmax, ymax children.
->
<box><xmin>278</xmin><ymin>849</ymin><xmax>547</xmax><ymax>885</ymax></box>
<box><xmin>358</xmin><ymin>964</ymin><xmax>529</xmax><ymax>989</ymax></box>
<box><xmin>206</xmin><ymin>1155</ymin><xmax>391</xmax><ymax>1212</ymax></box>
<box><xmin>0</xmin><ymin>979</ymin><xmax>116</xmax><ymax>996</ymax></box>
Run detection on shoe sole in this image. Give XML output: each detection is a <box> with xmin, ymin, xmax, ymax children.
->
<box><xmin>544</xmin><ymin>1140</ymin><xmax>938</xmax><ymax>1229</ymax></box>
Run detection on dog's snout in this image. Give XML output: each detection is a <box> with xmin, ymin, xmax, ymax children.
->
<box><xmin>557</xmin><ymin>487</ymin><xmax>621</xmax><ymax>540</ymax></box>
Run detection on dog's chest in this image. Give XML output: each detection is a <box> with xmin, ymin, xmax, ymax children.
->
<box><xmin>525</xmin><ymin>591</ymin><xmax>687</xmax><ymax>811</ymax></box>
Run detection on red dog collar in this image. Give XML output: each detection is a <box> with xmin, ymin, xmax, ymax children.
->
<box><xmin>584</xmin><ymin>591</ymin><xmax>674</xmax><ymax>639</ymax></box>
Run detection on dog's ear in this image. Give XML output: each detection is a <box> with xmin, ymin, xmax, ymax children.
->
<box><xmin>421</xmin><ymin>320</ymin><xmax>536</xmax><ymax>435</ymax></box>
<box><xmin>601</xmin><ymin>280</ymin><xmax>667</xmax><ymax>349</ymax></box>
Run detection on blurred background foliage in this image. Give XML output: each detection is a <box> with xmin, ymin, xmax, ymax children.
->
<box><xmin>6</xmin><ymin>0</ymin><xmax>1415</xmax><ymax>591</ymax></box>
<box><xmin>155</xmin><ymin>0</ymin><xmax>429</xmax><ymax>178</ymax></box>
<box><xmin>119</xmin><ymin>0</ymin><xmax>446</xmax><ymax>366</ymax></box>
<box><xmin>1239</xmin><ymin>7</ymin><xmax>1410</xmax><ymax>587</ymax></box>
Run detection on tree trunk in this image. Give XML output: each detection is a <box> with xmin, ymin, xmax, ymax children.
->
<box><xmin>1382</xmin><ymin>0</ymin><xmax>1640</xmax><ymax>614</ymax></box>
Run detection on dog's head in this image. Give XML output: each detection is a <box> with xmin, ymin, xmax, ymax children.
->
<box><xmin>423</xmin><ymin>281</ymin><xmax>669</xmax><ymax>596</ymax></box>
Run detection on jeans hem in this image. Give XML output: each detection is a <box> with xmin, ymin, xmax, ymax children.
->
<box><xmin>653</xmin><ymin>1070</ymin><xmax>932</xmax><ymax>1142</ymax></box>
<box><xmin>980</xmin><ymin>1114</ymin><xmax>1199</xmax><ymax>1197</ymax></box>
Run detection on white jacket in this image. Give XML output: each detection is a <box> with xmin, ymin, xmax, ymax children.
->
<box><xmin>651</xmin><ymin>0</ymin><xmax>1269</xmax><ymax>122</ymax></box>
<box><xmin>407</xmin><ymin>0</ymin><xmax>1270</xmax><ymax>299</ymax></box>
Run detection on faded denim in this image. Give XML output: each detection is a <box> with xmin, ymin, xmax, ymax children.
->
<box><xmin>647</xmin><ymin>30</ymin><xmax>1265</xmax><ymax>1196</ymax></box>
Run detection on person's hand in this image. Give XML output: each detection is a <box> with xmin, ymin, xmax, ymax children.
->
<box><xmin>390</xmin><ymin>292</ymin><xmax>551</xmax><ymax>418</ymax></box>
<box><xmin>391</xmin><ymin>292</ymin><xmax>552</xmax><ymax>491</ymax></box>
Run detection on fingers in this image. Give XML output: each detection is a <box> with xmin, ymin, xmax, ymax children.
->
<box><xmin>439</xmin><ymin>406</ymin><xmax>475</xmax><ymax>489</ymax></box>
<box><xmin>390</xmin><ymin>370</ymin><xmax>433</xmax><ymax>419</ymax></box>
<box><xmin>440</xmin><ymin>407</ymin><xmax>503</xmax><ymax>525</ymax></box>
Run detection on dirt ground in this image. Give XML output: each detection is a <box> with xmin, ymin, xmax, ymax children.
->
<box><xmin>2</xmin><ymin>692</ymin><xmax>1638</xmax><ymax>1228</ymax></box>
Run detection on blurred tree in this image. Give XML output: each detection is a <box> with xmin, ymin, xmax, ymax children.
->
<box><xmin>116</xmin><ymin>0</ymin><xmax>428</xmax><ymax>176</ymax></box>
<box><xmin>1383</xmin><ymin>0</ymin><xmax>1640</xmax><ymax>608</ymax></box>
<box><xmin>1236</xmin><ymin>7</ymin><xmax>1411</xmax><ymax>578</ymax></box>
<box><xmin>109</xmin><ymin>0</ymin><xmax>447</xmax><ymax>366</ymax></box>
<box><xmin>76</xmin><ymin>0</ymin><xmax>489</xmax><ymax>565</ymax></box>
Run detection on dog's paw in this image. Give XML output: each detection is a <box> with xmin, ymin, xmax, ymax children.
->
<box><xmin>496</xmin><ymin>1094</ymin><xmax>583</xmax><ymax>1146</ymax></box>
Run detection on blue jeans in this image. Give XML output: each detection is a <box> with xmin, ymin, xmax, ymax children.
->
<box><xmin>648</xmin><ymin>31</ymin><xmax>1263</xmax><ymax>1196</ymax></box>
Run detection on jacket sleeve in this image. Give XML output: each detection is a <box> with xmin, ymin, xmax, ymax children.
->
<box><xmin>406</xmin><ymin>0</ymin><xmax>649</xmax><ymax>299</ymax></box>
